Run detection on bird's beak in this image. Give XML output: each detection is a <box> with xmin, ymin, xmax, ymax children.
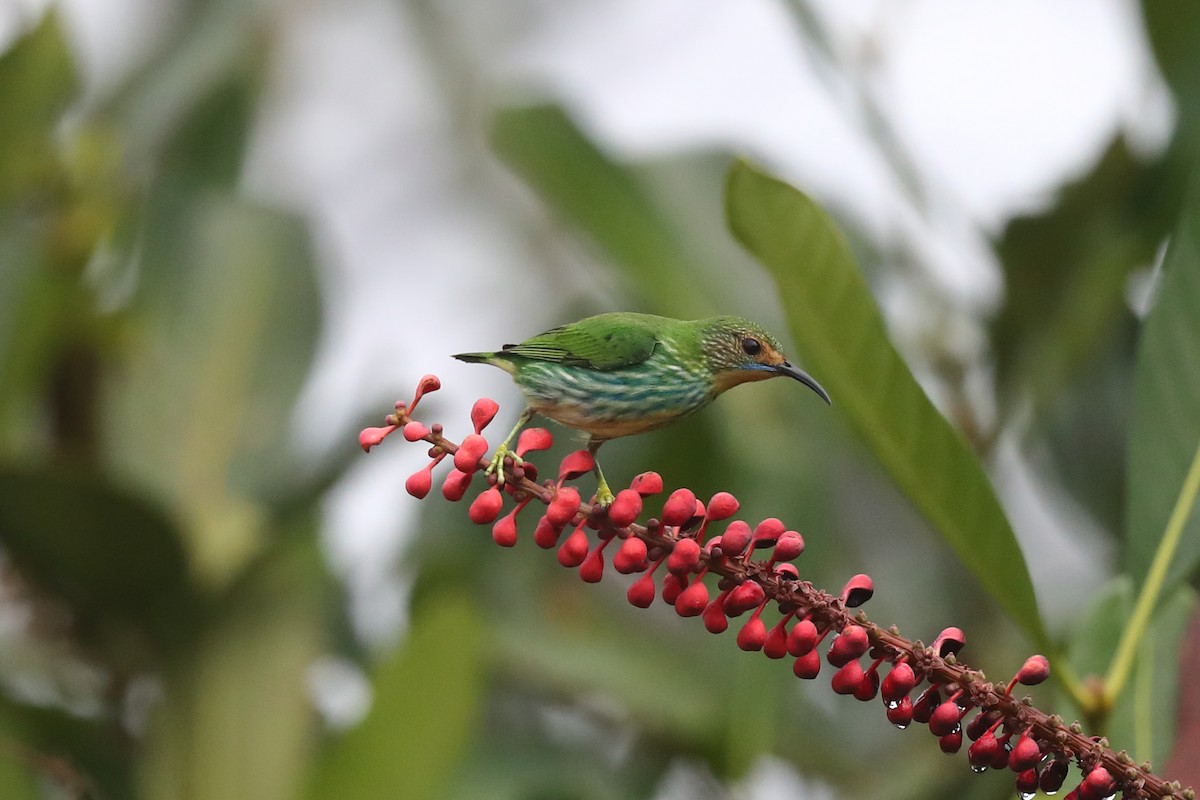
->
<box><xmin>775</xmin><ymin>361</ymin><xmax>832</xmax><ymax>405</ymax></box>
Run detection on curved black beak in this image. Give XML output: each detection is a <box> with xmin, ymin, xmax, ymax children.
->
<box><xmin>776</xmin><ymin>361</ymin><xmax>832</xmax><ymax>405</ymax></box>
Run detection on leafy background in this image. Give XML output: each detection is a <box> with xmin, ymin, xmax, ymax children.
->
<box><xmin>0</xmin><ymin>2</ymin><xmax>1197</xmax><ymax>799</ymax></box>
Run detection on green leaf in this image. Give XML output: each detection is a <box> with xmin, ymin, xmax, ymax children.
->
<box><xmin>0</xmin><ymin>466</ymin><xmax>192</xmax><ymax>662</ymax></box>
<box><xmin>1126</xmin><ymin>182</ymin><xmax>1200</xmax><ymax>591</ymax></box>
<box><xmin>307</xmin><ymin>592</ymin><xmax>485</xmax><ymax>800</ymax></box>
<box><xmin>0</xmin><ymin>11</ymin><xmax>77</xmax><ymax>207</ymax></box>
<box><xmin>725</xmin><ymin>158</ymin><xmax>1045</xmax><ymax>643</ymax></box>
<box><xmin>139</xmin><ymin>541</ymin><xmax>326</xmax><ymax>800</ymax></box>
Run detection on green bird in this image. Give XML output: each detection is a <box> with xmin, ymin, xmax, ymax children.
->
<box><xmin>454</xmin><ymin>312</ymin><xmax>830</xmax><ymax>504</ymax></box>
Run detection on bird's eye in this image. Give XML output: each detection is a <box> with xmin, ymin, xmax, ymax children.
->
<box><xmin>741</xmin><ymin>337</ymin><xmax>762</xmax><ymax>356</ymax></box>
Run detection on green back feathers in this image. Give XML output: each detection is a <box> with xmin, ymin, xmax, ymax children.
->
<box><xmin>455</xmin><ymin>313</ymin><xmax>678</xmax><ymax>371</ymax></box>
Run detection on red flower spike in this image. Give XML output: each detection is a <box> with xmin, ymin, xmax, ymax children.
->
<box><xmin>827</xmin><ymin>624</ymin><xmax>870</xmax><ymax>667</ymax></box>
<box><xmin>667</xmin><ymin>537</ymin><xmax>702</xmax><ymax>575</ymax></box>
<box><xmin>911</xmin><ymin>686</ymin><xmax>941</xmax><ymax>724</ymax></box>
<box><xmin>558</xmin><ymin>450</ymin><xmax>595</xmax><ymax>482</ymax></box>
<box><xmin>932</xmin><ymin>626</ymin><xmax>966</xmax><ymax>659</ymax></box>
<box><xmin>629</xmin><ymin>471</ymin><xmax>664</xmax><ymax>497</ymax></box>
<box><xmin>533</xmin><ymin>516</ymin><xmax>564</xmax><ymax>549</ymax></box>
<box><xmin>1015</xmin><ymin>768</ymin><xmax>1039</xmax><ymax>794</ymax></box>
<box><xmin>675</xmin><ymin>579</ymin><xmax>710</xmax><ymax>617</ymax></box>
<box><xmin>967</xmin><ymin>731</ymin><xmax>1000</xmax><ymax>769</ymax></box>
<box><xmin>579</xmin><ymin>545</ymin><xmax>605</xmax><ymax>583</ymax></box>
<box><xmin>661</xmin><ymin>488</ymin><xmax>698</xmax><ymax>528</ymax></box>
<box><xmin>405</xmin><ymin>462</ymin><xmax>435</xmax><ymax>499</ymax></box>
<box><xmin>546</xmin><ymin>487</ymin><xmax>582</xmax><ymax>528</ymax></box>
<box><xmin>613</xmin><ymin>536</ymin><xmax>649</xmax><ymax>573</ymax></box>
<box><xmin>938</xmin><ymin>730</ymin><xmax>963</xmax><ymax>754</ymax></box>
<box><xmin>786</xmin><ymin>618</ymin><xmax>820</xmax><ymax>657</ymax></box>
<box><xmin>831</xmin><ymin>661</ymin><xmax>865</xmax><ymax>695</ymax></box>
<box><xmin>470</xmin><ymin>398</ymin><xmax>500</xmax><ymax>434</ymax></box>
<box><xmin>886</xmin><ymin>695</ymin><xmax>914</xmax><ymax>728</ymax></box>
<box><xmin>881</xmin><ymin>662</ymin><xmax>917</xmax><ymax>703</ymax></box>
<box><xmin>718</xmin><ymin>520</ymin><xmax>751</xmax><ymax>557</ymax></box>
<box><xmin>763</xmin><ymin>616</ymin><xmax>792</xmax><ymax>659</ymax></box>
<box><xmin>516</xmin><ymin>427</ymin><xmax>553</xmax><ymax>456</ymax></box>
<box><xmin>1012</xmin><ymin>654</ymin><xmax>1051</xmax><ymax>690</ymax></box>
<box><xmin>724</xmin><ymin>581</ymin><xmax>766</xmax><ymax>616</ymax></box>
<box><xmin>402</xmin><ymin>421</ymin><xmax>430</xmax><ymax>442</ymax></box>
<box><xmin>408</xmin><ymin>374</ymin><xmax>441</xmax><ymax>412</ymax></box>
<box><xmin>700</xmin><ymin>594</ymin><xmax>729</xmax><ymax>633</ymax></box>
<box><xmin>1039</xmin><ymin>760</ymin><xmax>1069</xmax><ymax>794</ymax></box>
<box><xmin>661</xmin><ymin>573</ymin><xmax>688</xmax><ymax>605</ymax></box>
<box><xmin>492</xmin><ymin>510</ymin><xmax>519</xmax><ymax>547</ymax></box>
<box><xmin>359</xmin><ymin>425</ymin><xmax>398</xmax><ymax>452</ymax></box>
<box><xmin>607</xmin><ymin>489</ymin><xmax>643</xmax><ymax>528</ymax></box>
<box><xmin>442</xmin><ymin>468</ymin><xmax>473</xmax><ymax>501</ymax></box>
<box><xmin>627</xmin><ymin>573</ymin><xmax>656</xmax><ymax>608</ymax></box>
<box><xmin>737</xmin><ymin>615</ymin><xmax>767</xmax><ymax>651</ymax></box>
<box><xmin>705</xmin><ymin>491</ymin><xmax>740</xmax><ymax>521</ymax></box>
<box><xmin>840</xmin><ymin>574</ymin><xmax>875</xmax><ymax>608</ymax></box>
<box><xmin>750</xmin><ymin>518</ymin><xmax>785</xmax><ymax>552</ymax></box>
<box><xmin>468</xmin><ymin>487</ymin><xmax>504</xmax><ymax>524</ymax></box>
<box><xmin>853</xmin><ymin>669</ymin><xmax>880</xmax><ymax>701</ymax></box>
<box><xmin>453</xmin><ymin>434</ymin><xmax>490</xmax><ymax>474</ymax></box>
<box><xmin>1078</xmin><ymin>767</ymin><xmax>1115</xmax><ymax>800</ymax></box>
<box><xmin>792</xmin><ymin>649</ymin><xmax>822</xmax><ymax>679</ymax></box>
<box><xmin>929</xmin><ymin>699</ymin><xmax>968</xmax><ymax>737</ymax></box>
<box><xmin>557</xmin><ymin>527</ymin><xmax>590</xmax><ymax>568</ymax></box>
<box><xmin>771</xmin><ymin>531</ymin><xmax>805</xmax><ymax>562</ymax></box>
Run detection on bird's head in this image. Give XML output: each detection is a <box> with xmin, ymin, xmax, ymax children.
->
<box><xmin>699</xmin><ymin>316</ymin><xmax>831</xmax><ymax>404</ymax></box>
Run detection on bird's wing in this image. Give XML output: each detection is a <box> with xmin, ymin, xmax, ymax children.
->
<box><xmin>501</xmin><ymin>317</ymin><xmax>659</xmax><ymax>370</ymax></box>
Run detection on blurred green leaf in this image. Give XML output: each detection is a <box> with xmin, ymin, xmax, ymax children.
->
<box><xmin>106</xmin><ymin>194</ymin><xmax>320</xmax><ymax>573</ymax></box>
<box><xmin>725</xmin><ymin>158</ymin><xmax>1045</xmax><ymax>644</ymax></box>
<box><xmin>1126</xmin><ymin>182</ymin><xmax>1200</xmax><ymax>591</ymax></box>
<box><xmin>0</xmin><ymin>466</ymin><xmax>191</xmax><ymax>662</ymax></box>
<box><xmin>307</xmin><ymin>592</ymin><xmax>484</xmax><ymax>800</ymax></box>
<box><xmin>0</xmin><ymin>11</ymin><xmax>77</xmax><ymax>207</ymax></box>
<box><xmin>491</xmin><ymin>104</ymin><xmax>703</xmax><ymax>316</ymax></box>
<box><xmin>992</xmin><ymin>137</ymin><xmax>1173</xmax><ymax>418</ymax></box>
<box><xmin>1141</xmin><ymin>1</ymin><xmax>1200</xmax><ymax>136</ymax></box>
<box><xmin>0</xmin><ymin>746</ymin><xmax>39</xmax><ymax>800</ymax></box>
<box><xmin>139</xmin><ymin>541</ymin><xmax>326</xmax><ymax>800</ymax></box>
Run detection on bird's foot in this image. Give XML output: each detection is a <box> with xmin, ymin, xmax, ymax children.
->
<box><xmin>485</xmin><ymin>444</ymin><xmax>523</xmax><ymax>486</ymax></box>
<box><xmin>593</xmin><ymin>470</ymin><xmax>615</xmax><ymax>507</ymax></box>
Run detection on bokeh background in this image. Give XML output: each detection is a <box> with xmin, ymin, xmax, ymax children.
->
<box><xmin>1</xmin><ymin>0</ymin><xmax>1197</xmax><ymax>798</ymax></box>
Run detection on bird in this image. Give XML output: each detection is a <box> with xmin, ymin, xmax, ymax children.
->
<box><xmin>453</xmin><ymin>312</ymin><xmax>830</xmax><ymax>504</ymax></box>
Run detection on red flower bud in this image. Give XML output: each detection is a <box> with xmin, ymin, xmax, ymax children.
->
<box><xmin>557</xmin><ymin>527</ymin><xmax>589</xmax><ymax>567</ymax></box>
<box><xmin>492</xmin><ymin>511</ymin><xmax>518</xmax><ymax>547</ymax></box>
<box><xmin>705</xmin><ymin>491</ymin><xmax>739</xmax><ymax>521</ymax></box>
<box><xmin>1038</xmin><ymin>760</ymin><xmax>1069</xmax><ymax>794</ymax></box>
<box><xmin>1015</xmin><ymin>768</ymin><xmax>1039</xmax><ymax>794</ymax></box>
<box><xmin>737</xmin><ymin>616</ymin><xmax>767</xmax><ymax>651</ymax></box>
<box><xmin>453</xmin><ymin>434</ymin><xmax>490</xmax><ymax>473</ymax></box>
<box><xmin>1008</xmin><ymin>732</ymin><xmax>1041</xmax><ymax>772</ymax></box>
<box><xmin>826</xmin><ymin>624</ymin><xmax>869</xmax><ymax>667</ymax></box>
<box><xmin>786</xmin><ymin>618</ymin><xmax>819</xmax><ymax>657</ymax></box>
<box><xmin>967</xmin><ymin>731</ymin><xmax>1000</xmax><ymax>769</ymax></box>
<box><xmin>442</xmin><ymin>468</ymin><xmax>473</xmax><ymax>501</ymax></box>
<box><xmin>932</xmin><ymin>626</ymin><xmax>966</xmax><ymax>659</ymax></box>
<box><xmin>358</xmin><ymin>425</ymin><xmax>397</xmax><ymax>452</ymax></box>
<box><xmin>911</xmin><ymin>686</ymin><xmax>941</xmax><ymax>723</ymax></box>
<box><xmin>629</xmin><ymin>471</ymin><xmax>663</xmax><ymax>496</ymax></box>
<box><xmin>661</xmin><ymin>573</ymin><xmax>687</xmax><ymax>605</ymax></box>
<box><xmin>702</xmin><ymin>593</ymin><xmax>729</xmax><ymax>633</ymax></box>
<box><xmin>771</xmin><ymin>531</ymin><xmax>805</xmax><ymax>562</ymax></box>
<box><xmin>409</xmin><ymin>374</ymin><xmax>441</xmax><ymax>411</ymax></box>
<box><xmin>613</xmin><ymin>537</ymin><xmax>648</xmax><ymax>573</ymax></box>
<box><xmin>558</xmin><ymin>450</ymin><xmax>595</xmax><ymax>481</ymax></box>
<box><xmin>792</xmin><ymin>649</ymin><xmax>821</xmax><ymax>679</ymax></box>
<box><xmin>661</xmin><ymin>489</ymin><xmax>698</xmax><ymax>528</ymax></box>
<box><xmin>468</xmin><ymin>487</ymin><xmax>503</xmax><ymax>524</ymax></box>
<box><xmin>886</xmin><ymin>695</ymin><xmax>913</xmax><ymax>728</ymax></box>
<box><xmin>405</xmin><ymin>464</ymin><xmax>434</xmax><ymax>498</ymax></box>
<box><xmin>839</xmin><ymin>573</ymin><xmax>874</xmax><ymax>608</ymax></box>
<box><xmin>752</xmin><ymin>518</ymin><xmax>785</xmax><ymax>548</ymax></box>
<box><xmin>533</xmin><ymin>516</ymin><xmax>563</xmax><ymax>549</ymax></box>
<box><xmin>763</xmin><ymin>620</ymin><xmax>789</xmax><ymax>659</ymax></box>
<box><xmin>579</xmin><ymin>547</ymin><xmax>604</xmax><ymax>583</ymax></box>
<box><xmin>546</xmin><ymin>487</ymin><xmax>581</xmax><ymax>527</ymax></box>
<box><xmin>627</xmin><ymin>574</ymin><xmax>656</xmax><ymax>608</ymax></box>
<box><xmin>718</xmin><ymin>520</ymin><xmax>751</xmax><ymax>557</ymax></box>
<box><xmin>831</xmin><ymin>661</ymin><xmax>865</xmax><ymax>695</ymax></box>
<box><xmin>516</xmin><ymin>427</ymin><xmax>553</xmax><ymax>456</ymax></box>
<box><xmin>675</xmin><ymin>579</ymin><xmax>710</xmax><ymax>617</ymax></box>
<box><xmin>667</xmin><ymin>537</ymin><xmax>702</xmax><ymax>575</ymax></box>
<box><xmin>723</xmin><ymin>581</ymin><xmax>766</xmax><ymax>616</ymax></box>
<box><xmin>402</xmin><ymin>421</ymin><xmax>430</xmax><ymax>442</ymax></box>
<box><xmin>470</xmin><ymin>397</ymin><xmax>499</xmax><ymax>433</ymax></box>
<box><xmin>607</xmin><ymin>489</ymin><xmax>643</xmax><ymax>528</ymax></box>
<box><xmin>938</xmin><ymin>730</ymin><xmax>962</xmax><ymax>754</ymax></box>
<box><xmin>881</xmin><ymin>662</ymin><xmax>917</xmax><ymax>702</ymax></box>
<box><xmin>1078</xmin><ymin>767</ymin><xmax>1115</xmax><ymax>800</ymax></box>
<box><xmin>1015</xmin><ymin>654</ymin><xmax>1050</xmax><ymax>687</ymax></box>
<box><xmin>928</xmin><ymin>700</ymin><xmax>963</xmax><ymax>736</ymax></box>
<box><xmin>853</xmin><ymin>669</ymin><xmax>879</xmax><ymax>701</ymax></box>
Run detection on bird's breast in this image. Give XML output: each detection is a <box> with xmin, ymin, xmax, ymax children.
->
<box><xmin>513</xmin><ymin>356</ymin><xmax>714</xmax><ymax>440</ymax></box>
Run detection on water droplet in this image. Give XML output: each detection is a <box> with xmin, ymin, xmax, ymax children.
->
<box><xmin>970</xmin><ymin>765</ymin><xmax>987</xmax><ymax>774</ymax></box>
<box><xmin>1100</xmin><ymin>794</ymin><xmax>1116</xmax><ymax>800</ymax></box>
<box><xmin>892</xmin><ymin>721</ymin><xmax>909</xmax><ymax>730</ymax></box>
<box><xmin>1019</xmin><ymin>793</ymin><xmax>1035</xmax><ymax>800</ymax></box>
<box><xmin>886</xmin><ymin>700</ymin><xmax>899</xmax><ymax>710</ymax></box>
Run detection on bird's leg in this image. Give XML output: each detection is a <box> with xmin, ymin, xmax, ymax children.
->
<box><xmin>587</xmin><ymin>439</ymin><xmax>615</xmax><ymax>507</ymax></box>
<box><xmin>486</xmin><ymin>407</ymin><xmax>535</xmax><ymax>484</ymax></box>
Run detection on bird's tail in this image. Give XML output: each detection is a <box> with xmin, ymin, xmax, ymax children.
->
<box><xmin>452</xmin><ymin>351</ymin><xmax>495</xmax><ymax>364</ymax></box>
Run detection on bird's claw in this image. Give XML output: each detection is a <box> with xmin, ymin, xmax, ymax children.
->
<box><xmin>485</xmin><ymin>445</ymin><xmax>523</xmax><ymax>485</ymax></box>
